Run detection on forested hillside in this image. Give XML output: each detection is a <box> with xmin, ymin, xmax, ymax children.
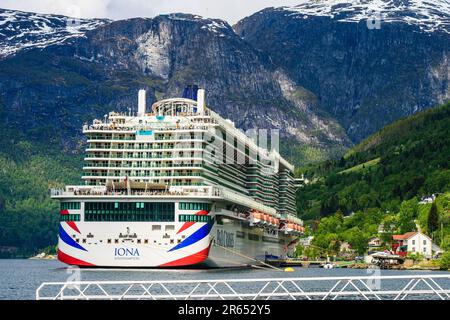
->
<box><xmin>0</xmin><ymin>123</ymin><xmax>82</xmax><ymax>257</ymax></box>
<box><xmin>296</xmin><ymin>103</ymin><xmax>450</xmax><ymax>256</ymax></box>
<box><xmin>297</xmin><ymin>102</ymin><xmax>450</xmax><ymax>220</ymax></box>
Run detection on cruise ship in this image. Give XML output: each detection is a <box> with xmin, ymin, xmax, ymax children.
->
<box><xmin>51</xmin><ymin>86</ymin><xmax>303</xmax><ymax>268</ymax></box>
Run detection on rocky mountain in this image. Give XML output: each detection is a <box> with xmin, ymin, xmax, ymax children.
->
<box><xmin>235</xmin><ymin>0</ymin><xmax>450</xmax><ymax>141</ymax></box>
<box><xmin>0</xmin><ymin>10</ymin><xmax>350</xmax><ymax>164</ymax></box>
<box><xmin>0</xmin><ymin>8</ymin><xmax>109</xmax><ymax>58</ymax></box>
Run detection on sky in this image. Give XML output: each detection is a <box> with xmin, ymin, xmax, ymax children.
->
<box><xmin>0</xmin><ymin>0</ymin><xmax>304</xmax><ymax>24</ymax></box>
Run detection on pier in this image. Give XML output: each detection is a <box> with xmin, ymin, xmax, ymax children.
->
<box><xmin>266</xmin><ymin>258</ymin><xmax>323</xmax><ymax>268</ymax></box>
<box><xmin>36</xmin><ymin>274</ymin><xmax>450</xmax><ymax>300</ymax></box>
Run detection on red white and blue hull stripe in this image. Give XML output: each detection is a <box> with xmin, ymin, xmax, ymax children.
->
<box><xmin>57</xmin><ymin>207</ymin><xmax>297</xmax><ymax>268</ymax></box>
<box><xmin>57</xmin><ymin>209</ymin><xmax>214</xmax><ymax>268</ymax></box>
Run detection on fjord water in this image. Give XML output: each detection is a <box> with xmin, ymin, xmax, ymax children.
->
<box><xmin>1</xmin><ymin>259</ymin><xmax>449</xmax><ymax>300</ymax></box>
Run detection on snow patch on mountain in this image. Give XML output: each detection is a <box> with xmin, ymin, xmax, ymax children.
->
<box><xmin>0</xmin><ymin>8</ymin><xmax>110</xmax><ymax>58</ymax></box>
<box><xmin>165</xmin><ymin>13</ymin><xmax>232</xmax><ymax>37</ymax></box>
<box><xmin>279</xmin><ymin>0</ymin><xmax>450</xmax><ymax>33</ymax></box>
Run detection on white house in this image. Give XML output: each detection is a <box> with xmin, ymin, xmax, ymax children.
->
<box><xmin>368</xmin><ymin>237</ymin><xmax>382</xmax><ymax>248</ymax></box>
<box><xmin>392</xmin><ymin>232</ymin><xmax>433</xmax><ymax>258</ymax></box>
<box><xmin>297</xmin><ymin>236</ymin><xmax>313</xmax><ymax>247</ymax></box>
<box><xmin>419</xmin><ymin>194</ymin><xmax>437</xmax><ymax>204</ymax></box>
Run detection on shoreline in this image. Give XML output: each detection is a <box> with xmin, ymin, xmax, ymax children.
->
<box><xmin>0</xmin><ymin>258</ymin><xmax>447</xmax><ymax>272</ymax></box>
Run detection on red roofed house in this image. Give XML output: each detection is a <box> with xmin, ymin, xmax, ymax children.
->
<box><xmin>392</xmin><ymin>232</ymin><xmax>432</xmax><ymax>259</ymax></box>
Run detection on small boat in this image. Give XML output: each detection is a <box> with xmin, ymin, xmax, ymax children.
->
<box><xmin>322</xmin><ymin>263</ymin><xmax>335</xmax><ymax>269</ymax></box>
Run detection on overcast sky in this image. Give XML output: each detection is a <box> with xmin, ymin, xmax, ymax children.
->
<box><xmin>0</xmin><ymin>0</ymin><xmax>304</xmax><ymax>24</ymax></box>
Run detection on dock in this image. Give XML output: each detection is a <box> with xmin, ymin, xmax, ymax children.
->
<box><xmin>266</xmin><ymin>259</ymin><xmax>326</xmax><ymax>268</ymax></box>
<box><xmin>370</xmin><ymin>254</ymin><xmax>405</xmax><ymax>269</ymax></box>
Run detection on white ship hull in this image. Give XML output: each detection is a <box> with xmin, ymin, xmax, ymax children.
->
<box><xmin>57</xmin><ymin>201</ymin><xmax>298</xmax><ymax>268</ymax></box>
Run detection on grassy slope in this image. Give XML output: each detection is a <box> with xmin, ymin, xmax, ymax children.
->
<box><xmin>297</xmin><ymin>102</ymin><xmax>450</xmax><ymax>221</ymax></box>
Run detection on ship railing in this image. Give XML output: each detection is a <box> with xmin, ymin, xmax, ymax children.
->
<box><xmin>84</xmin><ymin>124</ymin><xmax>211</xmax><ymax>132</ymax></box>
<box><xmin>50</xmin><ymin>186</ymin><xmax>216</xmax><ymax>198</ymax></box>
<box><xmin>36</xmin><ymin>274</ymin><xmax>450</xmax><ymax>300</ymax></box>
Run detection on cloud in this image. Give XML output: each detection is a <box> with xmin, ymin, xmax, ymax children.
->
<box><xmin>0</xmin><ymin>0</ymin><xmax>303</xmax><ymax>24</ymax></box>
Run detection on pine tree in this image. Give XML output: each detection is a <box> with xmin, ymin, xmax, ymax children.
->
<box><xmin>427</xmin><ymin>201</ymin><xmax>439</xmax><ymax>235</ymax></box>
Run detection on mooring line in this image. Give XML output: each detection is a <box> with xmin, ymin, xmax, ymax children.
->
<box><xmin>213</xmin><ymin>242</ymin><xmax>284</xmax><ymax>272</ymax></box>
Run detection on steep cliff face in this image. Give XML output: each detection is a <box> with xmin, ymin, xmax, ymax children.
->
<box><xmin>235</xmin><ymin>0</ymin><xmax>450</xmax><ymax>142</ymax></box>
<box><xmin>0</xmin><ymin>11</ymin><xmax>351</xmax><ymax>162</ymax></box>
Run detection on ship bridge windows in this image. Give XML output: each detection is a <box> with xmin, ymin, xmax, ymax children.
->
<box><xmin>60</xmin><ymin>214</ymin><xmax>81</xmax><ymax>222</ymax></box>
<box><xmin>60</xmin><ymin>202</ymin><xmax>81</xmax><ymax>210</ymax></box>
<box><xmin>84</xmin><ymin>202</ymin><xmax>175</xmax><ymax>222</ymax></box>
<box><xmin>179</xmin><ymin>202</ymin><xmax>211</xmax><ymax>211</ymax></box>
<box><xmin>179</xmin><ymin>215</ymin><xmax>212</xmax><ymax>223</ymax></box>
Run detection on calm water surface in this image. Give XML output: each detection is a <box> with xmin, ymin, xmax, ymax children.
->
<box><xmin>1</xmin><ymin>259</ymin><xmax>449</xmax><ymax>300</ymax></box>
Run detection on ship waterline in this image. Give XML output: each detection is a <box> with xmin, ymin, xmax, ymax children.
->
<box><xmin>52</xmin><ymin>87</ymin><xmax>303</xmax><ymax>268</ymax></box>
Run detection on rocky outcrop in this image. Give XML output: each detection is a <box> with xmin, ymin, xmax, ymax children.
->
<box><xmin>235</xmin><ymin>1</ymin><xmax>450</xmax><ymax>141</ymax></box>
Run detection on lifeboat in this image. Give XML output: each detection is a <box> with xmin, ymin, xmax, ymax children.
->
<box><xmin>274</xmin><ymin>218</ymin><xmax>280</xmax><ymax>227</ymax></box>
<box><xmin>261</xmin><ymin>214</ymin><xmax>268</xmax><ymax>225</ymax></box>
<box><xmin>269</xmin><ymin>216</ymin><xmax>275</xmax><ymax>226</ymax></box>
<box><xmin>251</xmin><ymin>211</ymin><xmax>261</xmax><ymax>224</ymax></box>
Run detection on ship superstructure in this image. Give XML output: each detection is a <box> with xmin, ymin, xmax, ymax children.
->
<box><xmin>52</xmin><ymin>87</ymin><xmax>303</xmax><ymax>268</ymax></box>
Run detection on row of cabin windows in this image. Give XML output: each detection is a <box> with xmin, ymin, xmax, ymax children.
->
<box><xmin>85</xmin><ymin>202</ymin><xmax>174</xmax><ymax>214</ymax></box>
<box><xmin>179</xmin><ymin>202</ymin><xmax>211</xmax><ymax>211</ymax></box>
<box><xmin>85</xmin><ymin>212</ymin><xmax>174</xmax><ymax>222</ymax></box>
<box><xmin>61</xmin><ymin>202</ymin><xmax>81</xmax><ymax>210</ymax></box>
<box><xmin>60</xmin><ymin>214</ymin><xmax>81</xmax><ymax>222</ymax></box>
<box><xmin>179</xmin><ymin>215</ymin><xmax>212</xmax><ymax>223</ymax></box>
<box><xmin>84</xmin><ymin>202</ymin><xmax>175</xmax><ymax>222</ymax></box>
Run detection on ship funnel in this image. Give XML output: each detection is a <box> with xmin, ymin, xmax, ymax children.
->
<box><xmin>197</xmin><ymin>89</ymin><xmax>205</xmax><ymax>115</ymax></box>
<box><xmin>138</xmin><ymin>89</ymin><xmax>146</xmax><ymax>116</ymax></box>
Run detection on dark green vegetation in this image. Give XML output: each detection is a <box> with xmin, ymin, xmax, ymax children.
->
<box><xmin>297</xmin><ymin>103</ymin><xmax>450</xmax><ymax>258</ymax></box>
<box><xmin>0</xmin><ymin>129</ymin><xmax>82</xmax><ymax>257</ymax></box>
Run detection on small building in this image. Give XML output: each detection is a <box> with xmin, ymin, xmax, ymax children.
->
<box><xmin>297</xmin><ymin>236</ymin><xmax>313</xmax><ymax>247</ymax></box>
<box><xmin>294</xmin><ymin>174</ymin><xmax>310</xmax><ymax>188</ymax></box>
<box><xmin>419</xmin><ymin>194</ymin><xmax>437</xmax><ymax>204</ymax></box>
<box><xmin>368</xmin><ymin>237</ymin><xmax>382</xmax><ymax>248</ymax></box>
<box><xmin>392</xmin><ymin>232</ymin><xmax>433</xmax><ymax>259</ymax></box>
<box><xmin>378</xmin><ymin>223</ymin><xmax>396</xmax><ymax>234</ymax></box>
<box><xmin>432</xmin><ymin>243</ymin><xmax>444</xmax><ymax>259</ymax></box>
<box><xmin>340</xmin><ymin>241</ymin><xmax>353</xmax><ymax>253</ymax></box>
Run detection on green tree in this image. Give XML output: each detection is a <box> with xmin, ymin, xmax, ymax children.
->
<box><xmin>427</xmin><ymin>201</ymin><xmax>439</xmax><ymax>236</ymax></box>
<box><xmin>295</xmin><ymin>245</ymin><xmax>304</xmax><ymax>258</ymax></box>
<box><xmin>342</xmin><ymin>227</ymin><xmax>369</xmax><ymax>255</ymax></box>
<box><xmin>441</xmin><ymin>235</ymin><xmax>450</xmax><ymax>251</ymax></box>
<box><xmin>439</xmin><ymin>252</ymin><xmax>450</xmax><ymax>270</ymax></box>
<box><xmin>398</xmin><ymin>199</ymin><xmax>418</xmax><ymax>233</ymax></box>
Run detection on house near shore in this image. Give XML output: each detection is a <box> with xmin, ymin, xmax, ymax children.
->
<box><xmin>368</xmin><ymin>237</ymin><xmax>382</xmax><ymax>249</ymax></box>
<box><xmin>297</xmin><ymin>236</ymin><xmax>313</xmax><ymax>247</ymax></box>
<box><xmin>340</xmin><ymin>241</ymin><xmax>353</xmax><ymax>253</ymax></box>
<box><xmin>392</xmin><ymin>232</ymin><xmax>433</xmax><ymax>259</ymax></box>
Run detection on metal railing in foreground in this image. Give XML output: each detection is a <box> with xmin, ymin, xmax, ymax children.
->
<box><xmin>36</xmin><ymin>274</ymin><xmax>450</xmax><ymax>300</ymax></box>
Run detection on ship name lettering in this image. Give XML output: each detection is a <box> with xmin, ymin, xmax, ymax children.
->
<box><xmin>216</xmin><ymin>230</ymin><xmax>235</xmax><ymax>248</ymax></box>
